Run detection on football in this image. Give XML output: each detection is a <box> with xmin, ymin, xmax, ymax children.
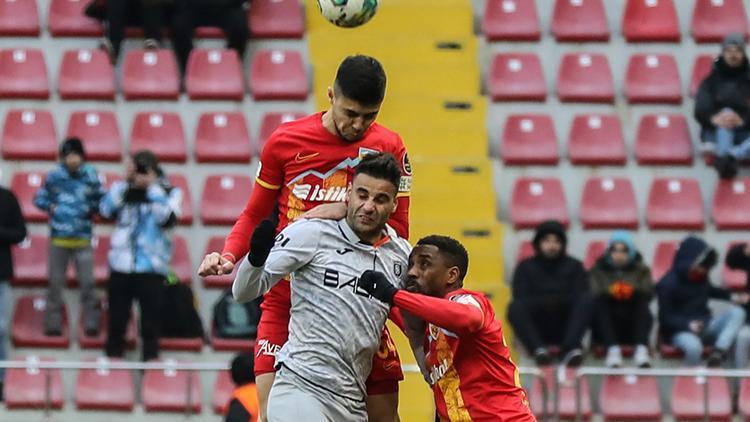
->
<box><xmin>317</xmin><ymin>0</ymin><xmax>379</xmax><ymax>28</ymax></box>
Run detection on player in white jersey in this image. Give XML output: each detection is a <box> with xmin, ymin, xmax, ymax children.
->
<box><xmin>233</xmin><ymin>153</ymin><xmax>411</xmax><ymax>421</ymax></box>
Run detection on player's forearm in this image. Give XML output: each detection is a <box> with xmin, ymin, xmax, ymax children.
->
<box><xmin>232</xmin><ymin>257</ymin><xmax>283</xmax><ymax>303</ymax></box>
<box><xmin>222</xmin><ymin>184</ymin><xmax>278</xmax><ymax>262</ymax></box>
<box><xmin>394</xmin><ymin>291</ymin><xmax>484</xmax><ymax>335</ymax></box>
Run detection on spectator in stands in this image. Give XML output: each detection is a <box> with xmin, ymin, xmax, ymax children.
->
<box><xmin>657</xmin><ymin>235</ymin><xmax>749</xmax><ymax>367</ymax></box>
<box><xmin>589</xmin><ymin>231</ymin><xmax>653</xmax><ymax>368</ymax></box>
<box><xmin>726</xmin><ymin>243</ymin><xmax>750</xmax><ymax>367</ymax></box>
<box><xmin>507</xmin><ymin>220</ymin><xmax>592</xmax><ymax>367</ymax></box>
<box><xmin>695</xmin><ymin>32</ymin><xmax>750</xmax><ymax>179</ymax></box>
<box><xmin>170</xmin><ymin>0</ymin><xmax>249</xmax><ymax>74</ymax></box>
<box><xmin>33</xmin><ymin>138</ymin><xmax>104</xmax><ymax>337</ymax></box>
<box><xmin>100</xmin><ymin>150</ymin><xmax>182</xmax><ymax>361</ymax></box>
<box><xmin>224</xmin><ymin>353</ymin><xmax>258</xmax><ymax>422</ymax></box>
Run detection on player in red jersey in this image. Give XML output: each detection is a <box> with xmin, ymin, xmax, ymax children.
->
<box><xmin>198</xmin><ymin>55</ymin><xmax>411</xmax><ymax>422</ymax></box>
<box><xmin>360</xmin><ymin>235</ymin><xmax>536</xmax><ymax>422</ymax></box>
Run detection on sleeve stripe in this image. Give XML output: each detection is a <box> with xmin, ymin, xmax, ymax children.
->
<box><xmin>255</xmin><ymin>177</ymin><xmax>282</xmax><ymax>190</ymax></box>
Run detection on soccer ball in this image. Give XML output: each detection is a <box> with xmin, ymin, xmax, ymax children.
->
<box><xmin>317</xmin><ymin>0</ymin><xmax>379</xmax><ymax>28</ymax></box>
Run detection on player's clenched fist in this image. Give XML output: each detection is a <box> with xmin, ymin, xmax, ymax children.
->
<box><xmin>197</xmin><ymin>252</ymin><xmax>234</xmax><ymax>277</ymax></box>
<box><xmin>248</xmin><ymin>219</ymin><xmax>277</xmax><ymax>267</ymax></box>
<box><xmin>359</xmin><ymin>270</ymin><xmax>398</xmax><ymax>305</ymax></box>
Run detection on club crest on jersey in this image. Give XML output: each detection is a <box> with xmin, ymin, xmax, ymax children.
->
<box><xmin>402</xmin><ymin>153</ymin><xmax>412</xmax><ymax>176</ymax></box>
<box><xmin>393</xmin><ymin>262</ymin><xmax>403</xmax><ymax>277</ymax></box>
<box><xmin>358</xmin><ymin>147</ymin><xmax>380</xmax><ymax>158</ymax></box>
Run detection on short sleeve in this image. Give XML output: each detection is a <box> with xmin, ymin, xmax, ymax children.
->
<box><xmin>391</xmin><ymin>135</ymin><xmax>412</xmax><ymax>196</ymax></box>
<box><xmin>256</xmin><ymin>134</ymin><xmax>285</xmax><ymax>191</ymax></box>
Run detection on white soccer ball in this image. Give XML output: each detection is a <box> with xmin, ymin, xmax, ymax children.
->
<box><xmin>317</xmin><ymin>0</ymin><xmax>379</xmax><ymax>28</ymax></box>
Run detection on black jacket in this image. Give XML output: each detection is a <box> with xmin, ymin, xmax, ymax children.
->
<box><xmin>694</xmin><ymin>56</ymin><xmax>750</xmax><ymax>131</ymax></box>
<box><xmin>0</xmin><ymin>187</ymin><xmax>28</xmax><ymax>281</ymax></box>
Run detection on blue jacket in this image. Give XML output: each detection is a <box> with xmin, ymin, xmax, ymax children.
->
<box><xmin>99</xmin><ymin>180</ymin><xmax>182</xmax><ymax>276</ymax></box>
<box><xmin>33</xmin><ymin>163</ymin><xmax>104</xmax><ymax>240</ymax></box>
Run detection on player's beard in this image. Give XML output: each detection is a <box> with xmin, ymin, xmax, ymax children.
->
<box><xmin>334</xmin><ymin>119</ymin><xmax>365</xmax><ymax>142</ymax></box>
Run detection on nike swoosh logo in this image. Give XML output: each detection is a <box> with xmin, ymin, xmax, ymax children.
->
<box><xmin>295</xmin><ymin>152</ymin><xmax>320</xmax><ymax>162</ymax></box>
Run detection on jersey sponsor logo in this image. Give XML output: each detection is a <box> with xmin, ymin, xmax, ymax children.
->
<box><xmin>256</xmin><ymin>339</ymin><xmax>282</xmax><ymax>358</ymax></box>
<box><xmin>291</xmin><ymin>183</ymin><xmax>348</xmax><ymax>202</ymax></box>
<box><xmin>428</xmin><ymin>358</ymin><xmax>450</xmax><ymax>385</ymax></box>
<box><xmin>295</xmin><ymin>152</ymin><xmax>320</xmax><ymax>162</ymax></box>
<box><xmin>399</xmin><ymin>176</ymin><xmax>412</xmax><ymax>193</ymax></box>
<box><xmin>322</xmin><ymin>268</ymin><xmax>372</xmax><ymax>297</ymax></box>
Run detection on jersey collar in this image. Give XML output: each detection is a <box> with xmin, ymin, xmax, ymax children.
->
<box><xmin>337</xmin><ymin>218</ymin><xmax>394</xmax><ymax>248</ymax></box>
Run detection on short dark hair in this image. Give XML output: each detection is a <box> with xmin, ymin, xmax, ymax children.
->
<box><xmin>417</xmin><ymin>235</ymin><xmax>469</xmax><ymax>285</ymax></box>
<box><xmin>230</xmin><ymin>353</ymin><xmax>255</xmax><ymax>386</ymax></box>
<box><xmin>334</xmin><ymin>55</ymin><xmax>386</xmax><ymax>106</ymax></box>
<box><xmin>354</xmin><ymin>153</ymin><xmax>401</xmax><ymax>192</ymax></box>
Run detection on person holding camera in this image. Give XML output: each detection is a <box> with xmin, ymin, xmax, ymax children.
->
<box><xmin>99</xmin><ymin>150</ymin><xmax>182</xmax><ymax>361</ymax></box>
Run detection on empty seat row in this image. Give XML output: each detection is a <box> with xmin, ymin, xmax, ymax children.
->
<box><xmin>0</xmin><ymin>0</ymin><xmax>304</xmax><ymax>39</ymax></box>
<box><xmin>0</xmin><ymin>48</ymin><xmax>308</xmax><ymax>100</ymax></box>
<box><xmin>484</xmin><ymin>0</ymin><xmax>748</xmax><ymax>43</ymax></box>
<box><xmin>500</xmin><ymin>113</ymin><xmax>692</xmax><ymax>166</ymax></box>
<box><xmin>2</xmin><ymin>109</ymin><xmax>303</xmax><ymax>162</ymax></box>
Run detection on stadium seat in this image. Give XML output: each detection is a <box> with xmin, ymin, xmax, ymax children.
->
<box><xmin>79</xmin><ymin>298</ymin><xmax>137</xmax><ymax>349</ymax></box>
<box><xmin>66</xmin><ymin>235</ymin><xmax>109</xmax><ymax>287</ymax></box>
<box><xmin>48</xmin><ymin>0</ymin><xmax>103</xmax><ymax>36</ymax></box>
<box><xmin>529</xmin><ymin>367</ymin><xmax>591</xmax><ymax>420</ymax></box>
<box><xmin>600</xmin><ymin>375</ymin><xmax>661</xmax><ymax>421</ymax></box>
<box><xmin>200</xmin><ymin>175</ymin><xmax>253</xmax><ymax>225</ymax></box>
<box><xmin>580</xmin><ymin>177</ymin><xmax>639</xmax><ymax>229</ymax></box>
<box><xmin>213</xmin><ymin>370</ymin><xmax>233</xmax><ymax>414</ymax></box>
<box><xmin>488</xmin><ymin>53</ymin><xmax>546</xmax><ymax>102</ymax></box>
<box><xmin>690</xmin><ymin>54</ymin><xmax>714</xmax><ymax>97</ymax></box>
<box><xmin>672</xmin><ymin>375</ymin><xmax>731</xmax><ymax>421</ymax></box>
<box><xmin>652</xmin><ymin>241</ymin><xmax>677</xmax><ymax>282</ymax></box>
<box><xmin>12</xmin><ymin>295</ymin><xmax>70</xmax><ymax>348</ymax></box>
<box><xmin>691</xmin><ymin>0</ymin><xmax>748</xmax><ymax>43</ymax></box>
<box><xmin>482</xmin><ymin>0</ymin><xmax>540</xmax><ymax>41</ymax></box>
<box><xmin>646</xmin><ymin>178</ymin><xmax>705</xmax><ymax>230</ymax></box>
<box><xmin>10</xmin><ymin>171</ymin><xmax>47</xmax><ymax>223</ymax></box>
<box><xmin>58</xmin><ymin>49</ymin><xmax>114</xmax><ymax>100</ymax></box>
<box><xmin>552</xmin><ymin>0</ymin><xmax>609</xmax><ymax>42</ymax></box>
<box><xmin>584</xmin><ymin>240</ymin><xmax>606</xmax><ymax>270</ymax></box>
<box><xmin>121</xmin><ymin>49</ymin><xmax>179</xmax><ymax>100</ymax></box>
<box><xmin>201</xmin><ymin>236</ymin><xmax>237</xmax><ymax>288</ymax></box>
<box><xmin>0</xmin><ymin>48</ymin><xmax>48</xmax><ymax>98</ymax></box>
<box><xmin>159</xmin><ymin>336</ymin><xmax>204</xmax><ymax>352</ymax></box>
<box><xmin>739</xmin><ymin>377</ymin><xmax>750</xmax><ymax>420</ymax></box>
<box><xmin>11</xmin><ymin>235</ymin><xmax>48</xmax><ymax>286</ymax></box>
<box><xmin>185</xmin><ymin>49</ymin><xmax>244</xmax><ymax>100</ymax></box>
<box><xmin>258</xmin><ymin>111</ymin><xmax>305</xmax><ymax>153</ymax></box>
<box><xmin>142</xmin><ymin>360</ymin><xmax>201</xmax><ymax>413</ymax></box>
<box><xmin>500</xmin><ymin>114</ymin><xmax>558</xmax><ymax>165</ymax></box>
<box><xmin>557</xmin><ymin>53</ymin><xmax>614</xmax><ymax>103</ymax></box>
<box><xmin>75</xmin><ymin>357</ymin><xmax>135</xmax><ymax>411</ymax></box>
<box><xmin>567</xmin><ymin>114</ymin><xmax>626</xmax><ymax>165</ymax></box>
<box><xmin>624</xmin><ymin>54</ymin><xmax>682</xmax><ymax>104</ymax></box>
<box><xmin>712</xmin><ymin>178</ymin><xmax>750</xmax><ymax>230</ymax></box>
<box><xmin>510</xmin><ymin>178</ymin><xmax>569</xmax><ymax>229</ymax></box>
<box><xmin>65</xmin><ymin>111</ymin><xmax>121</xmax><ymax>162</ymax></box>
<box><xmin>635</xmin><ymin>114</ymin><xmax>693</xmax><ymax>165</ymax></box>
<box><xmin>129</xmin><ymin>112</ymin><xmax>187</xmax><ymax>162</ymax></box>
<box><xmin>171</xmin><ymin>235</ymin><xmax>193</xmax><ymax>284</ymax></box>
<box><xmin>5</xmin><ymin>356</ymin><xmax>63</xmax><ymax>410</ymax></box>
<box><xmin>722</xmin><ymin>241</ymin><xmax>747</xmax><ymax>290</ymax></box>
<box><xmin>249</xmin><ymin>49</ymin><xmax>308</xmax><ymax>100</ymax></box>
<box><xmin>0</xmin><ymin>0</ymin><xmax>39</xmax><ymax>36</ymax></box>
<box><xmin>622</xmin><ymin>0</ymin><xmax>680</xmax><ymax>42</ymax></box>
<box><xmin>516</xmin><ymin>240</ymin><xmax>535</xmax><ymax>263</ymax></box>
<box><xmin>194</xmin><ymin>112</ymin><xmax>252</xmax><ymax>163</ymax></box>
<box><xmin>210</xmin><ymin>324</ymin><xmax>255</xmax><ymax>352</ymax></box>
<box><xmin>167</xmin><ymin>174</ymin><xmax>193</xmax><ymax>225</ymax></box>
<box><xmin>249</xmin><ymin>0</ymin><xmax>304</xmax><ymax>39</ymax></box>
<box><xmin>2</xmin><ymin>109</ymin><xmax>57</xmax><ymax>160</ymax></box>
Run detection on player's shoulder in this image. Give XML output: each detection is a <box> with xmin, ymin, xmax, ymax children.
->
<box><xmin>367</xmin><ymin>122</ymin><xmax>405</xmax><ymax>148</ymax></box>
<box><xmin>264</xmin><ymin>113</ymin><xmax>320</xmax><ymax>147</ymax></box>
<box><xmin>448</xmin><ymin>289</ymin><xmax>490</xmax><ymax>310</ymax></box>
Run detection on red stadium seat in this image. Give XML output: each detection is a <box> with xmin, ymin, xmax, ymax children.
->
<box><xmin>2</xmin><ymin>109</ymin><xmax>57</xmax><ymax>160</ymax></box>
<box><xmin>249</xmin><ymin>0</ymin><xmax>304</xmax><ymax>39</ymax></box>
<box><xmin>11</xmin><ymin>235</ymin><xmax>48</xmax><ymax>286</ymax></box>
<box><xmin>249</xmin><ymin>49</ymin><xmax>308</xmax><ymax>100</ymax></box>
<box><xmin>712</xmin><ymin>178</ymin><xmax>750</xmax><ymax>230</ymax></box>
<box><xmin>488</xmin><ymin>53</ymin><xmax>546</xmax><ymax>102</ymax></box>
<box><xmin>557</xmin><ymin>53</ymin><xmax>614</xmax><ymax>103</ymax></box>
<box><xmin>202</xmin><ymin>236</ymin><xmax>238</xmax><ymax>288</ymax></box>
<box><xmin>691</xmin><ymin>0</ymin><xmax>748</xmax><ymax>43</ymax></box>
<box><xmin>652</xmin><ymin>241</ymin><xmax>677</xmax><ymax>282</ymax></box>
<box><xmin>129</xmin><ymin>112</ymin><xmax>187</xmax><ymax>163</ymax></box>
<box><xmin>213</xmin><ymin>370</ymin><xmax>234</xmax><ymax>414</ymax></box>
<box><xmin>551</xmin><ymin>0</ymin><xmax>609</xmax><ymax>42</ymax></box>
<box><xmin>622</xmin><ymin>0</ymin><xmax>680</xmax><ymax>42</ymax></box>
<box><xmin>482</xmin><ymin>0</ymin><xmax>540</xmax><ymax>41</ymax></box>
<box><xmin>210</xmin><ymin>324</ymin><xmax>255</xmax><ymax>352</ymax></box>
<box><xmin>48</xmin><ymin>0</ymin><xmax>103</xmax><ymax>36</ymax></box>
<box><xmin>10</xmin><ymin>171</ymin><xmax>47</xmax><ymax>223</ymax></box>
<box><xmin>259</xmin><ymin>112</ymin><xmax>305</xmax><ymax>153</ymax></box>
<box><xmin>510</xmin><ymin>178</ymin><xmax>569</xmax><ymax>229</ymax></box>
<box><xmin>584</xmin><ymin>240</ymin><xmax>606</xmax><ymax>270</ymax></box>
<box><xmin>0</xmin><ymin>0</ymin><xmax>40</xmax><ymax>36</ymax></box>
<box><xmin>580</xmin><ymin>177</ymin><xmax>638</xmax><ymax>230</ymax></box>
<box><xmin>600</xmin><ymin>375</ymin><xmax>661</xmax><ymax>421</ymax></box>
<box><xmin>66</xmin><ymin>235</ymin><xmax>109</xmax><ymax>287</ymax></box>
<box><xmin>142</xmin><ymin>361</ymin><xmax>201</xmax><ymax>413</ymax></box>
<box><xmin>58</xmin><ymin>49</ymin><xmax>114</xmax><ymax>100</ymax></box>
<box><xmin>0</xmin><ymin>48</ymin><xmax>48</xmax><ymax>99</ymax></box>
<box><xmin>739</xmin><ymin>377</ymin><xmax>750</xmax><ymax>420</ymax></box>
<box><xmin>500</xmin><ymin>114</ymin><xmax>558</xmax><ymax>165</ymax></box>
<box><xmin>529</xmin><ymin>367</ymin><xmax>591</xmax><ymax>420</ymax></box>
<box><xmin>5</xmin><ymin>356</ymin><xmax>63</xmax><ymax>409</ymax></box>
<box><xmin>194</xmin><ymin>112</ymin><xmax>252</xmax><ymax>163</ymax></box>
<box><xmin>647</xmin><ymin>178</ymin><xmax>705</xmax><ymax>230</ymax></box>
<box><xmin>200</xmin><ymin>174</ymin><xmax>253</xmax><ymax>225</ymax></box>
<box><xmin>624</xmin><ymin>54</ymin><xmax>682</xmax><ymax>104</ymax></box>
<box><xmin>635</xmin><ymin>114</ymin><xmax>693</xmax><ymax>165</ymax></box>
<box><xmin>65</xmin><ymin>111</ymin><xmax>121</xmax><ymax>162</ymax></box>
<box><xmin>79</xmin><ymin>298</ymin><xmax>137</xmax><ymax>349</ymax></box>
<box><xmin>12</xmin><ymin>295</ymin><xmax>70</xmax><ymax>348</ymax></box>
<box><xmin>722</xmin><ymin>241</ymin><xmax>747</xmax><ymax>291</ymax></box>
<box><xmin>690</xmin><ymin>54</ymin><xmax>714</xmax><ymax>97</ymax></box>
<box><xmin>672</xmin><ymin>376</ymin><xmax>731</xmax><ymax>421</ymax></box>
<box><xmin>75</xmin><ymin>357</ymin><xmax>135</xmax><ymax>411</ymax></box>
<box><xmin>171</xmin><ymin>235</ymin><xmax>193</xmax><ymax>284</ymax></box>
<box><xmin>159</xmin><ymin>337</ymin><xmax>204</xmax><ymax>352</ymax></box>
<box><xmin>516</xmin><ymin>240</ymin><xmax>534</xmax><ymax>263</ymax></box>
<box><xmin>568</xmin><ymin>114</ymin><xmax>625</xmax><ymax>165</ymax></box>
<box><xmin>121</xmin><ymin>49</ymin><xmax>179</xmax><ymax>100</ymax></box>
<box><xmin>185</xmin><ymin>49</ymin><xmax>244</xmax><ymax>100</ymax></box>
<box><xmin>168</xmin><ymin>174</ymin><xmax>193</xmax><ymax>225</ymax></box>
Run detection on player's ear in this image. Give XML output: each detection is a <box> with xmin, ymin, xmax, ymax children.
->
<box><xmin>446</xmin><ymin>266</ymin><xmax>461</xmax><ymax>287</ymax></box>
<box><xmin>328</xmin><ymin>86</ymin><xmax>334</xmax><ymax>104</ymax></box>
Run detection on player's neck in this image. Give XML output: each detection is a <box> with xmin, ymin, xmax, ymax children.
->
<box><xmin>321</xmin><ymin>110</ymin><xmax>338</xmax><ymax>138</ymax></box>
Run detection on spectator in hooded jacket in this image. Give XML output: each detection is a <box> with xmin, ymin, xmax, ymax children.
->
<box><xmin>34</xmin><ymin>138</ymin><xmax>104</xmax><ymax>336</ymax></box>
<box><xmin>695</xmin><ymin>32</ymin><xmax>750</xmax><ymax>179</ymax></box>
<box><xmin>589</xmin><ymin>231</ymin><xmax>653</xmax><ymax>368</ymax></box>
<box><xmin>657</xmin><ymin>236</ymin><xmax>749</xmax><ymax>367</ymax></box>
<box><xmin>726</xmin><ymin>242</ymin><xmax>750</xmax><ymax>368</ymax></box>
<box><xmin>507</xmin><ymin>220</ymin><xmax>592</xmax><ymax>367</ymax></box>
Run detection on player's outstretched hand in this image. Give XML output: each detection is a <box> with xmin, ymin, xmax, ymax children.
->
<box><xmin>359</xmin><ymin>270</ymin><xmax>398</xmax><ymax>305</ymax></box>
<box><xmin>198</xmin><ymin>252</ymin><xmax>235</xmax><ymax>277</ymax></box>
<box><xmin>248</xmin><ymin>219</ymin><xmax>277</xmax><ymax>267</ymax></box>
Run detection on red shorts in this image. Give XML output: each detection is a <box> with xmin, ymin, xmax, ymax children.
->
<box><xmin>253</xmin><ymin>280</ymin><xmax>403</xmax><ymax>395</ymax></box>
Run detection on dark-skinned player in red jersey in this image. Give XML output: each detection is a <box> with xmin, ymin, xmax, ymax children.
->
<box><xmin>360</xmin><ymin>235</ymin><xmax>536</xmax><ymax>422</ymax></box>
<box><xmin>197</xmin><ymin>55</ymin><xmax>411</xmax><ymax>422</ymax></box>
